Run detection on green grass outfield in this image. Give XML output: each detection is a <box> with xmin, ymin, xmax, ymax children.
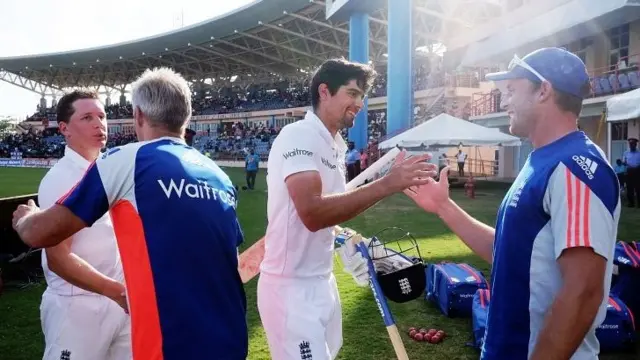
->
<box><xmin>1</xmin><ymin>166</ymin><xmax>639</xmax><ymax>360</ymax></box>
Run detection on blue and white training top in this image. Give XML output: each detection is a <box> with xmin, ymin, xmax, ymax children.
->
<box><xmin>482</xmin><ymin>131</ymin><xmax>621</xmax><ymax>359</ymax></box>
<box><xmin>56</xmin><ymin>136</ymin><xmax>248</xmax><ymax>360</ymax></box>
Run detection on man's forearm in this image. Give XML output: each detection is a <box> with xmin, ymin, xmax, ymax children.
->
<box><xmin>305</xmin><ymin>179</ymin><xmax>393</xmax><ymax>231</ymax></box>
<box><xmin>437</xmin><ymin>199</ymin><xmax>495</xmax><ymax>263</ymax></box>
<box><xmin>49</xmin><ymin>251</ymin><xmax>123</xmax><ymax>298</ymax></box>
<box><xmin>530</xmin><ymin>286</ymin><xmax>602</xmax><ymax>360</ymax></box>
<box><xmin>16</xmin><ymin>205</ymin><xmax>86</xmax><ymax>248</ymax></box>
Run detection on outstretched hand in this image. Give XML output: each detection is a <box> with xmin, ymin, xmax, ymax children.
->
<box><xmin>381</xmin><ymin>150</ymin><xmax>438</xmax><ymax>193</ymax></box>
<box><xmin>403</xmin><ymin>166</ymin><xmax>451</xmax><ymax>214</ymax></box>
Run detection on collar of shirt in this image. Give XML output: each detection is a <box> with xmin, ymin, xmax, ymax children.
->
<box><xmin>155</xmin><ymin>136</ymin><xmax>186</xmax><ymax>144</ymax></box>
<box><xmin>304</xmin><ymin>110</ymin><xmax>347</xmax><ymax>154</ymax></box>
<box><xmin>64</xmin><ymin>146</ymin><xmax>93</xmax><ymax>170</ymax></box>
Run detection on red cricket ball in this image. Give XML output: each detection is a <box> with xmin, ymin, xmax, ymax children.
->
<box><xmin>414</xmin><ymin>333</ymin><xmax>424</xmax><ymax>342</ymax></box>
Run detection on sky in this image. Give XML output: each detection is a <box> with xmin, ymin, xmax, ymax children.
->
<box><xmin>0</xmin><ymin>0</ymin><xmax>255</xmax><ymax>119</ymax></box>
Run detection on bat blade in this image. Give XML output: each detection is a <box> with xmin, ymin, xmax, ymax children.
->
<box><xmin>356</xmin><ymin>241</ymin><xmax>409</xmax><ymax>360</ymax></box>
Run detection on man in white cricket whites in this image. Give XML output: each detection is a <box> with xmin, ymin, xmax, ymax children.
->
<box><xmin>257</xmin><ymin>58</ymin><xmax>438</xmax><ymax>360</ymax></box>
<box><xmin>37</xmin><ymin>89</ymin><xmax>130</xmax><ymax>360</ymax></box>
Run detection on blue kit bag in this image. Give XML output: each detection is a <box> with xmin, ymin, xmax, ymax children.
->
<box><xmin>611</xmin><ymin>241</ymin><xmax>640</xmax><ymax>318</ymax></box>
<box><xmin>596</xmin><ymin>295</ymin><xmax>636</xmax><ymax>352</ymax></box>
<box><xmin>471</xmin><ymin>288</ymin><xmax>491</xmax><ymax>350</ymax></box>
<box><xmin>425</xmin><ymin>262</ymin><xmax>489</xmax><ymax>317</ymax></box>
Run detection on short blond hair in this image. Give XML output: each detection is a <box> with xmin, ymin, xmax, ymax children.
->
<box><xmin>130</xmin><ymin>67</ymin><xmax>192</xmax><ymax>132</ymax></box>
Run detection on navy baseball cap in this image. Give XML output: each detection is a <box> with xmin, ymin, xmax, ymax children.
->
<box><xmin>485</xmin><ymin>47</ymin><xmax>590</xmax><ymax>99</ymax></box>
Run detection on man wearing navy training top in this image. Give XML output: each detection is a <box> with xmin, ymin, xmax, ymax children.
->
<box><xmin>405</xmin><ymin>47</ymin><xmax>621</xmax><ymax>359</ymax></box>
<box><xmin>12</xmin><ymin>67</ymin><xmax>248</xmax><ymax>360</ymax></box>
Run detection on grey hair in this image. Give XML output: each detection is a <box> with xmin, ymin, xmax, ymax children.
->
<box><xmin>130</xmin><ymin>67</ymin><xmax>192</xmax><ymax>132</ymax></box>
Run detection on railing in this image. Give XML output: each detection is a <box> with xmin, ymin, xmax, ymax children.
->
<box><xmin>470</xmin><ymin>90</ymin><xmax>501</xmax><ymax>117</ymax></box>
<box><xmin>470</xmin><ymin>52</ymin><xmax>640</xmax><ymax>117</ymax></box>
<box><xmin>444</xmin><ymin>157</ymin><xmax>499</xmax><ymax>178</ymax></box>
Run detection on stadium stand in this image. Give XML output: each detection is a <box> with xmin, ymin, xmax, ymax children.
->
<box><xmin>5</xmin><ymin>63</ymin><xmax>438</xmax><ymax>163</ymax></box>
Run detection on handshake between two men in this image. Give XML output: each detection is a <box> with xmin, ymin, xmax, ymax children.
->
<box><xmin>333</xmin><ymin>150</ymin><xmax>452</xmax><ymax>286</ymax></box>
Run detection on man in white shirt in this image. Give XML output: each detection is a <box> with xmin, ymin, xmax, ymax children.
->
<box><xmin>37</xmin><ymin>89</ymin><xmax>130</xmax><ymax>360</ymax></box>
<box><xmin>257</xmin><ymin>58</ymin><xmax>437</xmax><ymax>360</ymax></box>
<box><xmin>456</xmin><ymin>149</ymin><xmax>467</xmax><ymax>177</ymax></box>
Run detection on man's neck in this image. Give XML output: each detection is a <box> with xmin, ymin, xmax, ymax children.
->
<box><xmin>68</xmin><ymin>143</ymin><xmax>100</xmax><ymax>162</ymax></box>
<box><xmin>314</xmin><ymin>108</ymin><xmax>338</xmax><ymax>138</ymax></box>
<box><xmin>530</xmin><ymin>115</ymin><xmax>578</xmax><ymax>149</ymax></box>
<box><xmin>142</xmin><ymin>129</ymin><xmax>184</xmax><ymax>142</ymax></box>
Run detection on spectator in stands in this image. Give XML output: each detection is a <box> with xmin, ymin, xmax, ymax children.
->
<box><xmin>623</xmin><ymin>137</ymin><xmax>640</xmax><ymax>207</ymax></box>
<box><xmin>36</xmin><ymin>89</ymin><xmax>131</xmax><ymax>360</ymax></box>
<box><xmin>405</xmin><ymin>47</ymin><xmax>621</xmax><ymax>359</ymax></box>
<box><xmin>185</xmin><ymin>128</ymin><xmax>196</xmax><ymax>146</ymax></box>
<box><xmin>345</xmin><ymin>141</ymin><xmax>360</xmax><ymax>181</ymax></box>
<box><xmin>359</xmin><ymin>148</ymin><xmax>368</xmax><ymax>171</ymax></box>
<box><xmin>245</xmin><ymin>148</ymin><xmax>260</xmax><ymax>190</ymax></box>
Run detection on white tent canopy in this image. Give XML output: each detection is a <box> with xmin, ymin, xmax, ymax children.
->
<box><xmin>606</xmin><ymin>87</ymin><xmax>640</xmax><ymax>122</ymax></box>
<box><xmin>378</xmin><ymin>113</ymin><xmax>522</xmax><ymax>150</ymax></box>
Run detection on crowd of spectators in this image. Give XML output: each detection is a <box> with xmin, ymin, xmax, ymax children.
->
<box><xmin>7</xmin><ymin>59</ymin><xmax>458</xmax><ymax>161</ymax></box>
<box><xmin>25</xmin><ymin>63</ymin><xmax>439</xmax><ymax>123</ymax></box>
<box><xmin>0</xmin><ymin>129</ymin><xmax>64</xmax><ymax>159</ymax></box>
<box><xmin>2</xmin><ymin>106</ymin><xmax>400</xmax><ymax>162</ymax></box>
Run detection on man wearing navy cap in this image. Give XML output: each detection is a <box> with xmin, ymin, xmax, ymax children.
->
<box><xmin>622</xmin><ymin>137</ymin><xmax>640</xmax><ymax>207</ymax></box>
<box><xmin>405</xmin><ymin>47</ymin><xmax>621</xmax><ymax>359</ymax></box>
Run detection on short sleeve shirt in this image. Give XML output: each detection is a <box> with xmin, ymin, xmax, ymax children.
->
<box><xmin>38</xmin><ymin>146</ymin><xmax>123</xmax><ymax>296</ymax></box>
<box><xmin>261</xmin><ymin>111</ymin><xmax>347</xmax><ymax>278</ymax></box>
<box><xmin>56</xmin><ymin>137</ymin><xmax>248</xmax><ymax>360</ymax></box>
<box><xmin>482</xmin><ymin>131</ymin><xmax>621</xmax><ymax>359</ymax></box>
<box><xmin>623</xmin><ymin>149</ymin><xmax>640</xmax><ymax>168</ymax></box>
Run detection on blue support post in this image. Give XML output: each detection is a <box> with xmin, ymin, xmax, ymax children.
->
<box><xmin>386</xmin><ymin>0</ymin><xmax>413</xmax><ymax>138</ymax></box>
<box><xmin>348</xmin><ymin>12</ymin><xmax>369</xmax><ymax>151</ymax></box>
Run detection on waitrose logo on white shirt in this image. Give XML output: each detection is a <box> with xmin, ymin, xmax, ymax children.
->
<box><xmin>282</xmin><ymin>148</ymin><xmax>313</xmax><ymax>160</ymax></box>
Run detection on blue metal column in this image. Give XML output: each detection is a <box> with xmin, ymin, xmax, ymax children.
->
<box><xmin>348</xmin><ymin>12</ymin><xmax>369</xmax><ymax>151</ymax></box>
<box><xmin>386</xmin><ymin>0</ymin><xmax>413</xmax><ymax>138</ymax></box>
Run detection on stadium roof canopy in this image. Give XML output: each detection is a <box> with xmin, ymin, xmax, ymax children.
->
<box><xmin>0</xmin><ymin>0</ymin><xmax>503</xmax><ymax>96</ymax></box>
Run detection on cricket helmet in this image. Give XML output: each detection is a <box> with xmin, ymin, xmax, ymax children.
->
<box><xmin>367</xmin><ymin>227</ymin><xmax>426</xmax><ymax>303</ymax></box>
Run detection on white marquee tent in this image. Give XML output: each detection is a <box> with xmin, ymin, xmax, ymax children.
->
<box><xmin>378</xmin><ymin>113</ymin><xmax>522</xmax><ymax>150</ymax></box>
<box><xmin>605</xmin><ymin>87</ymin><xmax>640</xmax><ymax>123</ymax></box>
<box><xmin>604</xmin><ymin>88</ymin><xmax>640</xmax><ymax>163</ymax></box>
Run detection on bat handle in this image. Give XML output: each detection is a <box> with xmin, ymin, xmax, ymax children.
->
<box><xmin>386</xmin><ymin>325</ymin><xmax>410</xmax><ymax>360</ymax></box>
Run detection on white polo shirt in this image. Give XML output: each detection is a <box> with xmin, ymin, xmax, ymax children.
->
<box><xmin>261</xmin><ymin>111</ymin><xmax>347</xmax><ymax>278</ymax></box>
<box><xmin>38</xmin><ymin>146</ymin><xmax>124</xmax><ymax>296</ymax></box>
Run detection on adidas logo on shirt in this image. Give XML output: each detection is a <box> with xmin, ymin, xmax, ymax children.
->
<box><xmin>572</xmin><ymin>155</ymin><xmax>598</xmax><ymax>180</ymax></box>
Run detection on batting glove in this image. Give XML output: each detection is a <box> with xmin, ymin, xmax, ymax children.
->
<box><xmin>337</xmin><ymin>238</ymin><xmax>370</xmax><ymax>287</ymax></box>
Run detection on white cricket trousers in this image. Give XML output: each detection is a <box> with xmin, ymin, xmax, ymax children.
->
<box><xmin>257</xmin><ymin>273</ymin><xmax>343</xmax><ymax>360</ymax></box>
<box><xmin>40</xmin><ymin>289</ymin><xmax>132</xmax><ymax>360</ymax></box>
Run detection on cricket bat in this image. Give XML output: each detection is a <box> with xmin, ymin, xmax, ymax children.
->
<box><xmin>238</xmin><ymin>147</ymin><xmax>402</xmax><ymax>283</ymax></box>
<box><xmin>354</xmin><ymin>234</ymin><xmax>410</xmax><ymax>360</ymax></box>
